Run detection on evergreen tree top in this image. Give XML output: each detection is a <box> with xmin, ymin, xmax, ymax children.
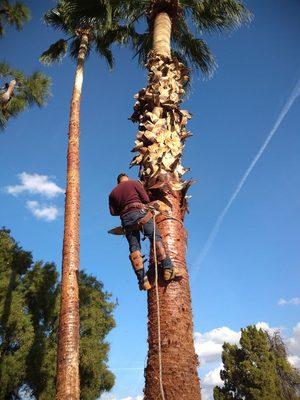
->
<box><xmin>214</xmin><ymin>325</ymin><xmax>300</xmax><ymax>400</ymax></box>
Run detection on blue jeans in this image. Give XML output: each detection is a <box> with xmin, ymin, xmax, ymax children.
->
<box><xmin>121</xmin><ymin>210</ymin><xmax>162</xmax><ymax>253</ymax></box>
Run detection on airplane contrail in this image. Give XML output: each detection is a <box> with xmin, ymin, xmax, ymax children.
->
<box><xmin>192</xmin><ymin>77</ymin><xmax>300</xmax><ymax>281</ymax></box>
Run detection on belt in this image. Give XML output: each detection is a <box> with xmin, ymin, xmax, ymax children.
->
<box><xmin>125</xmin><ymin>210</ymin><xmax>153</xmax><ymax>232</ymax></box>
<box><xmin>120</xmin><ymin>202</ymin><xmax>146</xmax><ymax>216</ymax></box>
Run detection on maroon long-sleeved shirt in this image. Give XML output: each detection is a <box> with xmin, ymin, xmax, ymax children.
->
<box><xmin>109</xmin><ymin>179</ymin><xmax>150</xmax><ymax>216</ymax></box>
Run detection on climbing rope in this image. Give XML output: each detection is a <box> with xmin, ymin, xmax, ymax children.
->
<box><xmin>152</xmin><ymin>211</ymin><xmax>166</xmax><ymax>400</ymax></box>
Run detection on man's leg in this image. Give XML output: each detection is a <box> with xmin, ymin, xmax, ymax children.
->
<box><xmin>125</xmin><ymin>229</ymin><xmax>151</xmax><ymax>290</ymax></box>
<box><xmin>142</xmin><ymin>218</ymin><xmax>179</xmax><ymax>281</ymax></box>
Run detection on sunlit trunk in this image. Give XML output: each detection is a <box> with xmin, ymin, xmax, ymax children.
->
<box><xmin>153</xmin><ymin>12</ymin><xmax>171</xmax><ymax>57</ymax></box>
<box><xmin>55</xmin><ymin>32</ymin><xmax>89</xmax><ymax>400</ymax></box>
<box><xmin>0</xmin><ymin>79</ymin><xmax>16</xmax><ymax>103</ymax></box>
<box><xmin>130</xmin><ymin>10</ymin><xmax>201</xmax><ymax>400</ymax></box>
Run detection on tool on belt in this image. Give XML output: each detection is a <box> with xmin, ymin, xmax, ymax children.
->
<box><xmin>108</xmin><ymin>201</ymin><xmax>168</xmax><ymax>236</ymax></box>
<box><xmin>108</xmin><ymin>209</ymin><xmax>154</xmax><ymax>236</ymax></box>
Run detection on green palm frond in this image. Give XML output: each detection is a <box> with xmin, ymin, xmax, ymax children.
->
<box><xmin>40</xmin><ymin>39</ymin><xmax>68</xmax><ymax>65</ymax></box>
<box><xmin>22</xmin><ymin>71</ymin><xmax>52</xmax><ymax>107</ymax></box>
<box><xmin>0</xmin><ymin>0</ymin><xmax>30</xmax><ymax>37</ymax></box>
<box><xmin>172</xmin><ymin>20</ymin><xmax>216</xmax><ymax>76</ymax></box>
<box><xmin>44</xmin><ymin>7</ymin><xmax>71</xmax><ymax>35</ymax></box>
<box><xmin>121</xmin><ymin>0</ymin><xmax>251</xmax><ymax>75</ymax></box>
<box><xmin>0</xmin><ymin>62</ymin><xmax>51</xmax><ymax>131</ymax></box>
<box><xmin>42</xmin><ymin>0</ymin><xmax>139</xmax><ymax>70</ymax></box>
<box><xmin>94</xmin><ymin>36</ymin><xmax>114</xmax><ymax>69</ymax></box>
<box><xmin>181</xmin><ymin>0</ymin><xmax>252</xmax><ymax>33</ymax></box>
<box><xmin>62</xmin><ymin>0</ymin><xmax>113</xmax><ymax>29</ymax></box>
<box><xmin>0</xmin><ymin>60</ymin><xmax>15</xmax><ymax>77</ymax></box>
<box><xmin>5</xmin><ymin>1</ymin><xmax>30</xmax><ymax>30</ymax></box>
<box><xmin>120</xmin><ymin>0</ymin><xmax>148</xmax><ymax>23</ymax></box>
<box><xmin>131</xmin><ymin>31</ymin><xmax>153</xmax><ymax>66</ymax></box>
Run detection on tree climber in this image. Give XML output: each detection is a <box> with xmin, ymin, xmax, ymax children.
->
<box><xmin>109</xmin><ymin>173</ymin><xmax>178</xmax><ymax>291</ymax></box>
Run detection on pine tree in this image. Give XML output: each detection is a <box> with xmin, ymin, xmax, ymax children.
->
<box><xmin>0</xmin><ymin>229</ymin><xmax>115</xmax><ymax>400</ymax></box>
<box><xmin>0</xmin><ymin>228</ymin><xmax>34</xmax><ymax>399</ymax></box>
<box><xmin>214</xmin><ymin>325</ymin><xmax>300</xmax><ymax>400</ymax></box>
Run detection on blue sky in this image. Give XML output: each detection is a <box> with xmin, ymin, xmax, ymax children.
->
<box><xmin>1</xmin><ymin>1</ymin><xmax>300</xmax><ymax>399</ymax></box>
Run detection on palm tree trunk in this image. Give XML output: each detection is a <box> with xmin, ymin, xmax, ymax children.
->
<box><xmin>55</xmin><ymin>32</ymin><xmax>89</xmax><ymax>400</ymax></box>
<box><xmin>131</xmin><ymin>11</ymin><xmax>201</xmax><ymax>400</ymax></box>
<box><xmin>153</xmin><ymin>12</ymin><xmax>171</xmax><ymax>57</ymax></box>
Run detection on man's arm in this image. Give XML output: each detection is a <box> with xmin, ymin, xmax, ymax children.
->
<box><xmin>109</xmin><ymin>194</ymin><xmax>119</xmax><ymax>216</ymax></box>
<box><xmin>135</xmin><ymin>181</ymin><xmax>150</xmax><ymax>204</ymax></box>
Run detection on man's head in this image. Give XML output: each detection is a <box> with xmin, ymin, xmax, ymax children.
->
<box><xmin>117</xmin><ymin>173</ymin><xmax>129</xmax><ymax>184</ymax></box>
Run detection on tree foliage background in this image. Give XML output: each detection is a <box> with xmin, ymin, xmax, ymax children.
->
<box><xmin>214</xmin><ymin>325</ymin><xmax>300</xmax><ymax>400</ymax></box>
<box><xmin>0</xmin><ymin>228</ymin><xmax>115</xmax><ymax>400</ymax></box>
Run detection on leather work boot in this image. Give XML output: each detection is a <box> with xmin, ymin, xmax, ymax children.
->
<box><xmin>155</xmin><ymin>242</ymin><xmax>183</xmax><ymax>282</ymax></box>
<box><xmin>129</xmin><ymin>250</ymin><xmax>151</xmax><ymax>291</ymax></box>
<box><xmin>163</xmin><ymin>266</ymin><xmax>183</xmax><ymax>282</ymax></box>
<box><xmin>138</xmin><ymin>275</ymin><xmax>151</xmax><ymax>291</ymax></box>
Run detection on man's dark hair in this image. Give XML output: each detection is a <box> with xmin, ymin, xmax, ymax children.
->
<box><xmin>117</xmin><ymin>173</ymin><xmax>128</xmax><ymax>184</ymax></box>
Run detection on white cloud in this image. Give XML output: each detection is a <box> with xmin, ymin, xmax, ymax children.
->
<box><xmin>195</xmin><ymin>322</ymin><xmax>295</xmax><ymax>400</ymax></box>
<box><xmin>278</xmin><ymin>298</ymin><xmax>300</xmax><ymax>306</ymax></box>
<box><xmin>100</xmin><ymin>395</ymin><xmax>142</xmax><ymax>400</ymax></box>
<box><xmin>288</xmin><ymin>355</ymin><xmax>300</xmax><ymax>368</ymax></box>
<box><xmin>27</xmin><ymin>200</ymin><xmax>59</xmax><ymax>222</ymax></box>
<box><xmin>286</xmin><ymin>322</ymin><xmax>300</xmax><ymax>367</ymax></box>
<box><xmin>255</xmin><ymin>322</ymin><xmax>279</xmax><ymax>336</ymax></box>
<box><xmin>201</xmin><ymin>364</ymin><xmax>223</xmax><ymax>400</ymax></box>
<box><xmin>202</xmin><ymin>364</ymin><xmax>223</xmax><ymax>388</ymax></box>
<box><xmin>194</xmin><ymin>327</ymin><xmax>240</xmax><ymax>365</ymax></box>
<box><xmin>101</xmin><ymin>322</ymin><xmax>300</xmax><ymax>400</ymax></box>
<box><xmin>6</xmin><ymin>172</ymin><xmax>64</xmax><ymax>198</ymax></box>
<box><xmin>121</xmin><ymin>397</ymin><xmax>143</xmax><ymax>400</ymax></box>
<box><xmin>99</xmin><ymin>395</ymin><xmax>116</xmax><ymax>400</ymax></box>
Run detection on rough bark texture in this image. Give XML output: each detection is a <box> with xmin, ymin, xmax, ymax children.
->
<box><xmin>145</xmin><ymin>192</ymin><xmax>201</xmax><ymax>400</ymax></box>
<box><xmin>55</xmin><ymin>32</ymin><xmax>89</xmax><ymax>400</ymax></box>
<box><xmin>130</xmin><ymin>11</ymin><xmax>201</xmax><ymax>400</ymax></box>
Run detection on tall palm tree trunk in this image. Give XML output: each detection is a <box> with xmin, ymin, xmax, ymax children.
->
<box><xmin>131</xmin><ymin>11</ymin><xmax>201</xmax><ymax>400</ymax></box>
<box><xmin>56</xmin><ymin>32</ymin><xmax>89</xmax><ymax>400</ymax></box>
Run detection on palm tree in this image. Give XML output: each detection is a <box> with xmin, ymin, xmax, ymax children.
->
<box><xmin>41</xmin><ymin>1</ymin><xmax>133</xmax><ymax>398</ymax></box>
<box><xmin>0</xmin><ymin>62</ymin><xmax>50</xmax><ymax>130</ymax></box>
<box><xmin>123</xmin><ymin>1</ymin><xmax>252</xmax><ymax>399</ymax></box>
<box><xmin>0</xmin><ymin>0</ymin><xmax>30</xmax><ymax>37</ymax></box>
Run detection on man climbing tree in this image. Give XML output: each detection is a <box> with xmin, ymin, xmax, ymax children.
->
<box><xmin>122</xmin><ymin>0</ymin><xmax>252</xmax><ymax>398</ymax></box>
<box><xmin>109</xmin><ymin>173</ymin><xmax>181</xmax><ymax>290</ymax></box>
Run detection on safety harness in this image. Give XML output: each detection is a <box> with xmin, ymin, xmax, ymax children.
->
<box><xmin>108</xmin><ymin>202</ymin><xmax>164</xmax><ymax>236</ymax></box>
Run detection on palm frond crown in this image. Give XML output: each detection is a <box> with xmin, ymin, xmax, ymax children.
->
<box><xmin>0</xmin><ymin>61</ymin><xmax>51</xmax><ymax>130</ymax></box>
<box><xmin>0</xmin><ymin>0</ymin><xmax>30</xmax><ymax>38</ymax></box>
<box><xmin>41</xmin><ymin>0</ymin><xmax>136</xmax><ymax>68</ymax></box>
<box><xmin>122</xmin><ymin>0</ymin><xmax>252</xmax><ymax>76</ymax></box>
